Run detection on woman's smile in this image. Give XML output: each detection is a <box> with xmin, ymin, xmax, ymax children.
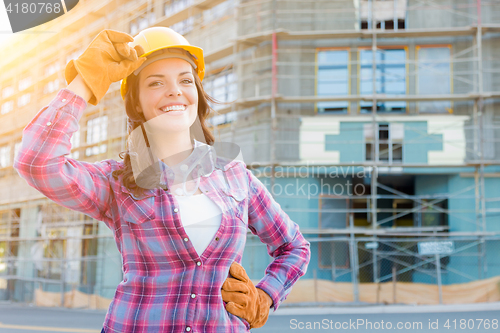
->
<box><xmin>159</xmin><ymin>104</ymin><xmax>187</xmax><ymax>112</ymax></box>
<box><xmin>158</xmin><ymin>103</ymin><xmax>192</xmax><ymax>116</ymax></box>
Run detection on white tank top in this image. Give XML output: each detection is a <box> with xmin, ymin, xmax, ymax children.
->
<box><xmin>175</xmin><ymin>193</ymin><xmax>222</xmax><ymax>256</ymax></box>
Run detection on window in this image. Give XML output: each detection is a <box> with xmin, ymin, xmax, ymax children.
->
<box><xmin>0</xmin><ymin>209</ymin><xmax>20</xmax><ymax>276</ymax></box>
<box><xmin>203</xmin><ymin>0</ymin><xmax>235</xmax><ymax>24</ymax></box>
<box><xmin>164</xmin><ymin>1</ymin><xmax>171</xmax><ymax>16</ymax></box>
<box><xmin>0</xmin><ymin>146</ymin><xmax>10</xmax><ymax>168</ymax></box>
<box><xmin>417</xmin><ymin>46</ymin><xmax>452</xmax><ymax>113</ymax></box>
<box><xmin>164</xmin><ymin>0</ymin><xmax>194</xmax><ymax>17</ymax></box>
<box><xmin>364</xmin><ymin>123</ymin><xmax>403</xmax><ymax>163</ymax></box>
<box><xmin>130</xmin><ymin>12</ymin><xmax>155</xmax><ymax>35</ymax></box>
<box><xmin>80</xmin><ymin>218</ymin><xmax>98</xmax><ymax>290</ymax></box>
<box><xmin>208</xmin><ymin>112</ymin><xmax>237</xmax><ymax>127</ymax></box>
<box><xmin>0</xmin><ymin>243</ymin><xmax>5</xmax><ymax>273</ymax></box>
<box><xmin>359</xmin><ymin>48</ymin><xmax>407</xmax><ymax>113</ymax></box>
<box><xmin>130</xmin><ymin>22</ymin><xmax>138</xmax><ymax>36</ymax></box>
<box><xmin>41</xmin><ymin>229</ymin><xmax>66</xmax><ymax>280</ymax></box>
<box><xmin>35</xmin><ymin>205</ymin><xmax>73</xmax><ymax>280</ymax></box>
<box><xmin>352</xmin><ymin>197</ymin><xmax>372</xmax><ymax>225</ymax></box>
<box><xmin>416</xmin><ymin>199</ymin><xmax>448</xmax><ymax>228</ymax></box>
<box><xmin>43</xmin><ymin>79</ymin><xmax>60</xmax><ymax>94</ymax></box>
<box><xmin>1</xmin><ymin>101</ymin><xmax>14</xmax><ymax>115</ymax></box>
<box><xmin>44</xmin><ymin>61</ymin><xmax>60</xmax><ymax>77</ymax></box>
<box><xmin>205</xmin><ymin>71</ymin><xmax>237</xmax><ymax>126</ymax></box>
<box><xmin>2</xmin><ymin>86</ymin><xmax>13</xmax><ymax>99</ymax></box>
<box><xmin>205</xmin><ymin>71</ymin><xmax>236</xmax><ymax>111</ymax></box>
<box><xmin>163</xmin><ymin>0</ymin><xmax>195</xmax><ymax>34</ymax></box>
<box><xmin>18</xmin><ymin>76</ymin><xmax>32</xmax><ymax>91</ymax></box>
<box><xmin>148</xmin><ymin>11</ymin><xmax>155</xmax><ymax>26</ymax></box>
<box><xmin>171</xmin><ymin>17</ymin><xmax>194</xmax><ymax>35</ymax></box>
<box><xmin>14</xmin><ymin>142</ymin><xmax>21</xmax><ymax>161</ymax></box>
<box><xmin>318</xmin><ymin>195</ymin><xmax>350</xmax><ymax>270</ymax></box>
<box><xmin>359</xmin><ymin>0</ymin><xmax>406</xmax><ymax>30</ymax></box>
<box><xmin>361</xmin><ymin>19</ymin><xmax>405</xmax><ymax>30</ymax></box>
<box><xmin>69</xmin><ymin>130</ymin><xmax>80</xmax><ymax>159</ymax></box>
<box><xmin>317</xmin><ymin>49</ymin><xmax>349</xmax><ymax>113</ymax></box>
<box><xmin>86</xmin><ymin>116</ymin><xmax>108</xmax><ymax>157</ymax></box>
<box><xmin>18</xmin><ymin>93</ymin><xmax>31</xmax><ymax>107</ymax></box>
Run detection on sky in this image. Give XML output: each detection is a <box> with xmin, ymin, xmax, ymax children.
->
<box><xmin>0</xmin><ymin>0</ymin><xmax>49</xmax><ymax>52</ymax></box>
<box><xmin>0</xmin><ymin>33</ymin><xmax>16</xmax><ymax>51</ymax></box>
<box><xmin>0</xmin><ymin>0</ymin><xmax>14</xmax><ymax>50</ymax></box>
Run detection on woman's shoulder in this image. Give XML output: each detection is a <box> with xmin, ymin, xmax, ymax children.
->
<box><xmin>87</xmin><ymin>158</ymin><xmax>126</xmax><ymax>186</ymax></box>
<box><xmin>209</xmin><ymin>144</ymin><xmax>246</xmax><ymax>172</ymax></box>
<box><xmin>214</xmin><ymin>156</ymin><xmax>247</xmax><ymax>173</ymax></box>
<box><xmin>92</xmin><ymin>158</ymin><xmax>125</xmax><ymax>173</ymax></box>
<box><xmin>98</xmin><ymin>158</ymin><xmax>156</xmax><ymax>198</ymax></box>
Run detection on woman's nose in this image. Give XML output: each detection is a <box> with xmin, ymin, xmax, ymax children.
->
<box><xmin>165</xmin><ymin>86</ymin><xmax>182</xmax><ymax>96</ymax></box>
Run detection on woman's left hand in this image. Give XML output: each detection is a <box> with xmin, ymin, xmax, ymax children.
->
<box><xmin>221</xmin><ymin>262</ymin><xmax>273</xmax><ymax>329</ymax></box>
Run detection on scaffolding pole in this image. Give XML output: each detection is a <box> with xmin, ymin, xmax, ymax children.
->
<box><xmin>476</xmin><ymin>0</ymin><xmax>488</xmax><ymax>280</ymax></box>
<box><xmin>270</xmin><ymin>0</ymin><xmax>278</xmax><ymax>192</ymax></box>
<box><xmin>370</xmin><ymin>0</ymin><xmax>379</xmax><ymax>292</ymax></box>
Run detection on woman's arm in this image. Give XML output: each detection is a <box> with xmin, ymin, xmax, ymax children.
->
<box><xmin>14</xmin><ymin>29</ymin><xmax>147</xmax><ymax>227</ymax></box>
<box><xmin>66</xmin><ymin>74</ymin><xmax>93</xmax><ymax>103</ymax></box>
<box><xmin>245</xmin><ymin>168</ymin><xmax>311</xmax><ymax>312</ymax></box>
<box><xmin>13</xmin><ymin>87</ymin><xmax>116</xmax><ymax>228</ymax></box>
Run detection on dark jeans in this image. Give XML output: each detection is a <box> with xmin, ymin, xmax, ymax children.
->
<box><xmin>101</xmin><ymin>329</ymin><xmax>105</xmax><ymax>333</ymax></box>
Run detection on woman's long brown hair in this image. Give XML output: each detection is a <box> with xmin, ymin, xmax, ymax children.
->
<box><xmin>112</xmin><ymin>67</ymin><xmax>217</xmax><ymax>197</ymax></box>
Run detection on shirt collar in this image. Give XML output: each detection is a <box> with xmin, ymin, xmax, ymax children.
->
<box><xmin>158</xmin><ymin>138</ymin><xmax>216</xmax><ymax>188</ymax></box>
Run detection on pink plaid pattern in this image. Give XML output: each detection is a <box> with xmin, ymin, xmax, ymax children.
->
<box><xmin>13</xmin><ymin>89</ymin><xmax>311</xmax><ymax>333</ymax></box>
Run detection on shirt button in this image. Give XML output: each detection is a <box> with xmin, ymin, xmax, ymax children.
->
<box><xmin>62</xmin><ymin>99</ymin><xmax>66</xmax><ymax>102</ymax></box>
<box><xmin>191</xmin><ymin>293</ymin><xmax>196</xmax><ymax>298</ymax></box>
<box><xmin>196</xmin><ymin>261</ymin><xmax>201</xmax><ymax>266</ymax></box>
<box><xmin>180</xmin><ymin>164</ymin><xmax>188</xmax><ymax>172</ymax></box>
<box><xmin>186</xmin><ymin>327</ymin><xmax>191</xmax><ymax>332</ymax></box>
<box><xmin>184</xmin><ymin>237</ymin><xmax>189</xmax><ymax>242</ymax></box>
<box><xmin>46</xmin><ymin>122</ymin><xmax>52</xmax><ymax>126</ymax></box>
<box><xmin>215</xmin><ymin>237</ymin><xmax>219</xmax><ymax>241</ymax></box>
<box><xmin>174</xmin><ymin>208</ymin><xmax>179</xmax><ymax>213</ymax></box>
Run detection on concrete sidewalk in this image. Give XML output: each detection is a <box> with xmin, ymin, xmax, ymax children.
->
<box><xmin>0</xmin><ymin>301</ymin><xmax>500</xmax><ymax>316</ymax></box>
<box><xmin>273</xmin><ymin>301</ymin><xmax>500</xmax><ymax>315</ymax></box>
<box><xmin>1</xmin><ymin>301</ymin><xmax>499</xmax><ymax>333</ymax></box>
<box><xmin>3</xmin><ymin>300</ymin><xmax>500</xmax><ymax>316</ymax></box>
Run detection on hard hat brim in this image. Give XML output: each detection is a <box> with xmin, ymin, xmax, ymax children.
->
<box><xmin>121</xmin><ymin>44</ymin><xmax>205</xmax><ymax>99</ymax></box>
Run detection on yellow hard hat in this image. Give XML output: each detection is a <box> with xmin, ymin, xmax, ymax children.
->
<box><xmin>120</xmin><ymin>27</ymin><xmax>205</xmax><ymax>99</ymax></box>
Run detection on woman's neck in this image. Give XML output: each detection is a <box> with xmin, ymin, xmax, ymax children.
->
<box><xmin>148</xmin><ymin>132</ymin><xmax>194</xmax><ymax>167</ymax></box>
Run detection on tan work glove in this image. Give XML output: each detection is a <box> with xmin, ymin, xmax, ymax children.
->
<box><xmin>221</xmin><ymin>262</ymin><xmax>273</xmax><ymax>329</ymax></box>
<box><xmin>65</xmin><ymin>29</ymin><xmax>147</xmax><ymax>106</ymax></box>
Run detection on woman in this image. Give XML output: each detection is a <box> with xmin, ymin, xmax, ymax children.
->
<box><xmin>13</xmin><ymin>27</ymin><xmax>310</xmax><ymax>332</ymax></box>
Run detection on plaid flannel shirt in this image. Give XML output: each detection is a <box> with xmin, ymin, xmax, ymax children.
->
<box><xmin>13</xmin><ymin>88</ymin><xmax>311</xmax><ymax>333</ymax></box>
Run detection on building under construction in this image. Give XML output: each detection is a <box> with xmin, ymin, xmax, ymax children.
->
<box><xmin>1</xmin><ymin>0</ymin><xmax>500</xmax><ymax>307</ymax></box>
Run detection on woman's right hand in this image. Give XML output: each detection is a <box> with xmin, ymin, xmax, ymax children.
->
<box><xmin>64</xmin><ymin>29</ymin><xmax>147</xmax><ymax>106</ymax></box>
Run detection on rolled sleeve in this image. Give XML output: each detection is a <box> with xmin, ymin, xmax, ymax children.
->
<box><xmin>245</xmin><ymin>168</ymin><xmax>311</xmax><ymax>312</ymax></box>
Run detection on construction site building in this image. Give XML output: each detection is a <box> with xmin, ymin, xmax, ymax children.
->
<box><xmin>0</xmin><ymin>0</ymin><xmax>500</xmax><ymax>307</ymax></box>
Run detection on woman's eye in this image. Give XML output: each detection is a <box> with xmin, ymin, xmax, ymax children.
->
<box><xmin>181</xmin><ymin>79</ymin><xmax>193</xmax><ymax>84</ymax></box>
<box><xmin>149</xmin><ymin>81</ymin><xmax>162</xmax><ymax>87</ymax></box>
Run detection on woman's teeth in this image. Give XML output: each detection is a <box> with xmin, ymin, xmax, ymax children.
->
<box><xmin>160</xmin><ymin>105</ymin><xmax>186</xmax><ymax>112</ymax></box>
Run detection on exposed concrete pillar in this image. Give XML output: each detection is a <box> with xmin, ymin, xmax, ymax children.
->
<box><xmin>95</xmin><ymin>223</ymin><xmax>122</xmax><ymax>299</ymax></box>
<box><xmin>16</xmin><ymin>205</ymin><xmax>40</xmax><ymax>302</ymax></box>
